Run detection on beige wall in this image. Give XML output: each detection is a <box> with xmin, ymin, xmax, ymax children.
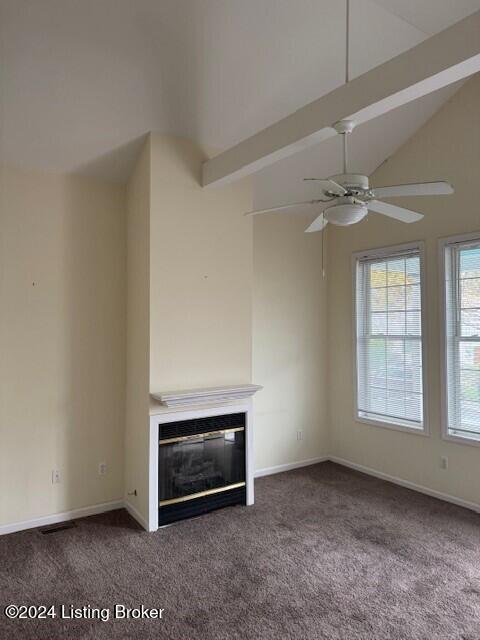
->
<box><xmin>124</xmin><ymin>141</ymin><xmax>151</xmax><ymax>522</ymax></box>
<box><xmin>328</xmin><ymin>75</ymin><xmax>480</xmax><ymax>505</ymax></box>
<box><xmin>253</xmin><ymin>214</ymin><xmax>329</xmax><ymax>471</ymax></box>
<box><xmin>149</xmin><ymin>135</ymin><xmax>253</xmax><ymax>392</ymax></box>
<box><xmin>0</xmin><ymin>166</ymin><xmax>126</xmax><ymax>527</ymax></box>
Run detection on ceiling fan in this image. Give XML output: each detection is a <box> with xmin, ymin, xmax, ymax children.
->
<box><xmin>244</xmin><ymin>0</ymin><xmax>454</xmax><ymax>233</ymax></box>
<box><xmin>245</xmin><ymin>119</ymin><xmax>454</xmax><ymax>233</ymax></box>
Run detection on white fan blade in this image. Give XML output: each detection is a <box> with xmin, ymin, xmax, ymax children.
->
<box><xmin>244</xmin><ymin>200</ymin><xmax>320</xmax><ymax>216</ymax></box>
<box><xmin>372</xmin><ymin>181</ymin><xmax>453</xmax><ymax>198</ymax></box>
<box><xmin>305</xmin><ymin>213</ymin><xmax>328</xmax><ymax>233</ymax></box>
<box><xmin>303</xmin><ymin>178</ymin><xmax>347</xmax><ymax>196</ymax></box>
<box><xmin>367</xmin><ymin>200</ymin><xmax>423</xmax><ymax>223</ymax></box>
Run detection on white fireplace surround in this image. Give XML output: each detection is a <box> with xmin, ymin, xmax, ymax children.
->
<box><xmin>148</xmin><ymin>384</ymin><xmax>262</xmax><ymax>531</ymax></box>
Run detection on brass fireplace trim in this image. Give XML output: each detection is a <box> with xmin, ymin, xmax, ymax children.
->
<box><xmin>159</xmin><ymin>482</ymin><xmax>246</xmax><ymax>507</ymax></box>
<box><xmin>159</xmin><ymin>426</ymin><xmax>244</xmax><ymax>446</ymax></box>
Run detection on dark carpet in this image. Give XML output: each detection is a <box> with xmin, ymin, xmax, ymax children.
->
<box><xmin>1</xmin><ymin>462</ymin><xmax>479</xmax><ymax>639</ymax></box>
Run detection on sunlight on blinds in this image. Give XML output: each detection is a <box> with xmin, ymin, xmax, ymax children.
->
<box><xmin>356</xmin><ymin>249</ymin><xmax>424</xmax><ymax>430</ymax></box>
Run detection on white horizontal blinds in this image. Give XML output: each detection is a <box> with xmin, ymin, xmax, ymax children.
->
<box><xmin>445</xmin><ymin>240</ymin><xmax>480</xmax><ymax>441</ymax></box>
<box><xmin>356</xmin><ymin>249</ymin><xmax>424</xmax><ymax>429</ymax></box>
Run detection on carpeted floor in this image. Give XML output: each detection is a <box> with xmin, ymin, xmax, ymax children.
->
<box><xmin>1</xmin><ymin>462</ymin><xmax>479</xmax><ymax>640</ymax></box>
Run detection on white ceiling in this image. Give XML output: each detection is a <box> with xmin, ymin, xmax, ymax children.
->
<box><xmin>1</xmin><ymin>0</ymin><xmax>479</xmax><ymax>189</ymax></box>
<box><xmin>372</xmin><ymin>0</ymin><xmax>480</xmax><ymax>34</ymax></box>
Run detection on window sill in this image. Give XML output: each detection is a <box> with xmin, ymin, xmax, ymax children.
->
<box><xmin>356</xmin><ymin>415</ymin><xmax>428</xmax><ymax>437</ymax></box>
<box><xmin>443</xmin><ymin>432</ymin><xmax>480</xmax><ymax>448</ymax></box>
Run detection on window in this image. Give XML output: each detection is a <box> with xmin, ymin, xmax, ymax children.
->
<box><xmin>442</xmin><ymin>235</ymin><xmax>480</xmax><ymax>443</ymax></box>
<box><xmin>354</xmin><ymin>244</ymin><xmax>426</xmax><ymax>432</ymax></box>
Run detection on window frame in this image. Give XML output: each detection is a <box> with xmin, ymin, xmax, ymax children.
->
<box><xmin>439</xmin><ymin>232</ymin><xmax>480</xmax><ymax>448</ymax></box>
<box><xmin>352</xmin><ymin>241</ymin><xmax>429</xmax><ymax>436</ymax></box>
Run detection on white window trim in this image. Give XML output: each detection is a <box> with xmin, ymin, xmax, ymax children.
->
<box><xmin>439</xmin><ymin>231</ymin><xmax>480</xmax><ymax>448</ymax></box>
<box><xmin>352</xmin><ymin>241</ymin><xmax>429</xmax><ymax>436</ymax></box>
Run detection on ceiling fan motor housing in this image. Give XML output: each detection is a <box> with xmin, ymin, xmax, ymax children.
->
<box><xmin>330</xmin><ymin>173</ymin><xmax>369</xmax><ymax>192</ymax></box>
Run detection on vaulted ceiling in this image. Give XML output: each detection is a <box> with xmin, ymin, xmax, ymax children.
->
<box><xmin>1</xmin><ymin>0</ymin><xmax>479</xmax><ymax>203</ymax></box>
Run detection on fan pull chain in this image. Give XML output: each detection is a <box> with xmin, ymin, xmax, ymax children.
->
<box><xmin>322</xmin><ymin>224</ymin><xmax>327</xmax><ymax>279</ymax></box>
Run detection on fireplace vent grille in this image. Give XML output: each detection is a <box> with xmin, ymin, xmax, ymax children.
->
<box><xmin>159</xmin><ymin>412</ymin><xmax>245</xmax><ymax>441</ymax></box>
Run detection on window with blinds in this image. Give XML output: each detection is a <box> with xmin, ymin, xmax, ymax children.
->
<box><xmin>443</xmin><ymin>236</ymin><xmax>480</xmax><ymax>442</ymax></box>
<box><xmin>355</xmin><ymin>245</ymin><xmax>425</xmax><ymax>431</ymax></box>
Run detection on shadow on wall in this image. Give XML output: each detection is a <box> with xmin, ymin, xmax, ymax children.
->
<box><xmin>73</xmin><ymin>134</ymin><xmax>150</xmax><ymax>184</ymax></box>
<box><xmin>61</xmin><ymin>177</ymin><xmax>126</xmax><ymax>512</ymax></box>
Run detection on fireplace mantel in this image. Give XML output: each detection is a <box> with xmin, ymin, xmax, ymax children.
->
<box><xmin>151</xmin><ymin>384</ymin><xmax>262</xmax><ymax>410</ymax></box>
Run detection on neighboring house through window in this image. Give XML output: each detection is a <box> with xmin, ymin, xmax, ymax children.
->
<box><xmin>354</xmin><ymin>243</ymin><xmax>427</xmax><ymax>433</ymax></box>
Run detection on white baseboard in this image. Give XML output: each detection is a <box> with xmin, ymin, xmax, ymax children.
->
<box><xmin>124</xmin><ymin>500</ymin><xmax>148</xmax><ymax>530</ymax></box>
<box><xmin>329</xmin><ymin>456</ymin><xmax>480</xmax><ymax>514</ymax></box>
<box><xmin>2</xmin><ymin>455</ymin><xmax>478</xmax><ymax>535</ymax></box>
<box><xmin>0</xmin><ymin>500</ymin><xmax>124</xmax><ymax>536</ymax></box>
<box><xmin>256</xmin><ymin>454</ymin><xmax>480</xmax><ymax>515</ymax></box>
<box><xmin>255</xmin><ymin>456</ymin><xmax>328</xmax><ymax>478</ymax></box>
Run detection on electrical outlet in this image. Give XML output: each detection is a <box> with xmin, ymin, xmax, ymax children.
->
<box><xmin>98</xmin><ymin>462</ymin><xmax>107</xmax><ymax>476</ymax></box>
<box><xmin>52</xmin><ymin>469</ymin><xmax>61</xmax><ymax>484</ymax></box>
<box><xmin>440</xmin><ymin>456</ymin><xmax>448</xmax><ymax>470</ymax></box>
<box><xmin>297</xmin><ymin>430</ymin><xmax>303</xmax><ymax>441</ymax></box>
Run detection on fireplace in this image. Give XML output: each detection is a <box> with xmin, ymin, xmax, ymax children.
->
<box><xmin>158</xmin><ymin>412</ymin><xmax>246</xmax><ymax>525</ymax></box>
<box><xmin>146</xmin><ymin>384</ymin><xmax>261</xmax><ymax>532</ymax></box>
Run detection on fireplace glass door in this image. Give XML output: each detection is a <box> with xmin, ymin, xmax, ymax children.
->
<box><xmin>159</xmin><ymin>427</ymin><xmax>245</xmax><ymax>505</ymax></box>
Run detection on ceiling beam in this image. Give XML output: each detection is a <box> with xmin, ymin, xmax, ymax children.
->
<box><xmin>202</xmin><ymin>10</ymin><xmax>480</xmax><ymax>187</ymax></box>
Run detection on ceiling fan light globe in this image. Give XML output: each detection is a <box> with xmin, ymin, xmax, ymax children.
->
<box><xmin>324</xmin><ymin>203</ymin><xmax>367</xmax><ymax>226</ymax></box>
